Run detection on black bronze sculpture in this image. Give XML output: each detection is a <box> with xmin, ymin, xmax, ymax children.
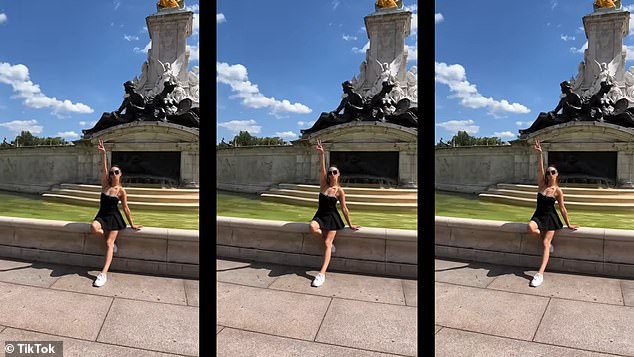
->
<box><xmin>300</xmin><ymin>79</ymin><xmax>418</xmax><ymax>136</ymax></box>
<box><xmin>83</xmin><ymin>80</ymin><xmax>199</xmax><ymax>137</ymax></box>
<box><xmin>519</xmin><ymin>81</ymin><xmax>583</xmax><ymax>135</ymax></box>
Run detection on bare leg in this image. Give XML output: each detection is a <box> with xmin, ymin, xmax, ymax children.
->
<box><xmin>101</xmin><ymin>230</ymin><xmax>119</xmax><ymax>275</ymax></box>
<box><xmin>527</xmin><ymin>220</ymin><xmax>541</xmax><ymax>238</ymax></box>
<box><xmin>537</xmin><ymin>230</ymin><xmax>555</xmax><ymax>275</ymax></box>
<box><xmin>319</xmin><ymin>230</ymin><xmax>337</xmax><ymax>275</ymax></box>
<box><xmin>309</xmin><ymin>220</ymin><xmax>322</xmax><ymax>239</ymax></box>
<box><xmin>90</xmin><ymin>220</ymin><xmax>105</xmax><ymax>240</ymax></box>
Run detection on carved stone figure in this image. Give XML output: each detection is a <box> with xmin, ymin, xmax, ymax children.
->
<box><xmin>187</xmin><ymin>66</ymin><xmax>199</xmax><ymax>103</ymax></box>
<box><xmin>405</xmin><ymin>66</ymin><xmax>417</xmax><ymax>101</ymax></box>
<box><xmin>83</xmin><ymin>81</ymin><xmax>147</xmax><ymax>136</ymax></box>
<box><xmin>351</xmin><ymin>61</ymin><xmax>368</xmax><ymax>92</ymax></box>
<box><xmin>571</xmin><ymin>61</ymin><xmax>585</xmax><ymax>93</ymax></box>
<box><xmin>369</xmin><ymin>58</ymin><xmax>400</xmax><ymax>96</ymax></box>
<box><xmin>369</xmin><ymin>80</ymin><xmax>398</xmax><ymax>122</ymax></box>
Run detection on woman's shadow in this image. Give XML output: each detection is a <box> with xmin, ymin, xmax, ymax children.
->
<box><xmin>435</xmin><ymin>259</ymin><xmax>534</xmax><ymax>282</ymax></box>
<box><xmin>0</xmin><ymin>259</ymin><xmax>96</xmax><ymax>281</ymax></box>
<box><xmin>217</xmin><ymin>259</ymin><xmax>315</xmax><ymax>281</ymax></box>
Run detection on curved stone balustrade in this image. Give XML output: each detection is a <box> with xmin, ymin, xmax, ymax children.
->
<box><xmin>217</xmin><ymin>216</ymin><xmax>417</xmax><ymax>278</ymax></box>
<box><xmin>0</xmin><ymin>216</ymin><xmax>198</xmax><ymax>278</ymax></box>
<box><xmin>436</xmin><ymin>216</ymin><xmax>634</xmax><ymax>278</ymax></box>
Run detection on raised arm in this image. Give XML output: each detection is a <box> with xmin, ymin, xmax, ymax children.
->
<box><xmin>337</xmin><ymin>188</ymin><xmax>360</xmax><ymax>230</ymax></box>
<box><xmin>535</xmin><ymin>139</ymin><xmax>545</xmax><ymax>188</ymax></box>
<box><xmin>316</xmin><ymin>139</ymin><xmax>326</xmax><ymax>188</ymax></box>
<box><xmin>98</xmin><ymin>139</ymin><xmax>108</xmax><ymax>187</ymax></box>
<box><xmin>119</xmin><ymin>188</ymin><xmax>142</xmax><ymax>230</ymax></box>
<box><xmin>555</xmin><ymin>187</ymin><xmax>578</xmax><ymax>230</ymax></box>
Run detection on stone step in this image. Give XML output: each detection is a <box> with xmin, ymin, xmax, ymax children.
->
<box><xmin>277</xmin><ymin>183</ymin><xmax>417</xmax><ymax>196</ymax></box>
<box><xmin>260</xmin><ymin>193</ymin><xmax>416</xmax><ymax>211</ymax></box>
<box><xmin>48</xmin><ymin>188</ymin><xmax>198</xmax><ymax>203</ymax></box>
<box><xmin>267</xmin><ymin>188</ymin><xmax>417</xmax><ymax>204</ymax></box>
<box><xmin>58</xmin><ymin>183</ymin><xmax>199</xmax><ymax>196</ymax></box>
<box><xmin>487</xmin><ymin>189</ymin><xmax>634</xmax><ymax>203</ymax></box>
<box><xmin>495</xmin><ymin>183</ymin><xmax>634</xmax><ymax>196</ymax></box>
<box><xmin>479</xmin><ymin>193</ymin><xmax>634</xmax><ymax>211</ymax></box>
<box><xmin>42</xmin><ymin>193</ymin><xmax>198</xmax><ymax>211</ymax></box>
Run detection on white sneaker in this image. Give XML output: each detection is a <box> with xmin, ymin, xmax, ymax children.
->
<box><xmin>549</xmin><ymin>244</ymin><xmax>554</xmax><ymax>254</ymax></box>
<box><xmin>94</xmin><ymin>273</ymin><xmax>107</xmax><ymax>287</ymax></box>
<box><xmin>312</xmin><ymin>273</ymin><xmax>325</xmax><ymax>287</ymax></box>
<box><xmin>331</xmin><ymin>244</ymin><xmax>336</xmax><ymax>254</ymax></box>
<box><xmin>530</xmin><ymin>273</ymin><xmax>543</xmax><ymax>287</ymax></box>
<box><xmin>113</xmin><ymin>244</ymin><xmax>118</xmax><ymax>254</ymax></box>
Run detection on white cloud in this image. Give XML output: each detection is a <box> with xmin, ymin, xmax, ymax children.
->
<box><xmin>358</xmin><ymin>26</ymin><xmax>366</xmax><ymax>33</ymax></box>
<box><xmin>113</xmin><ymin>0</ymin><xmax>121</xmax><ymax>10</ymax></box>
<box><xmin>404</xmin><ymin>4</ymin><xmax>417</xmax><ymax>12</ymax></box>
<box><xmin>217</xmin><ymin>62</ymin><xmax>312</xmax><ymax>116</ymax></box>
<box><xmin>515</xmin><ymin>121</ymin><xmax>532</xmax><ymax>127</ymax></box>
<box><xmin>410</xmin><ymin>12</ymin><xmax>418</xmax><ymax>35</ymax></box>
<box><xmin>551</xmin><ymin>0</ymin><xmax>558</xmax><ymax>10</ymax></box>
<box><xmin>275</xmin><ymin>131</ymin><xmax>298</xmax><ymax>140</ymax></box>
<box><xmin>0</xmin><ymin>13</ymin><xmax>7</xmax><ymax>24</ymax></box>
<box><xmin>493</xmin><ymin>131</ymin><xmax>517</xmax><ymax>139</ymax></box>
<box><xmin>133</xmin><ymin>41</ymin><xmax>151</xmax><ymax>54</ymax></box>
<box><xmin>297</xmin><ymin>120</ymin><xmax>315</xmax><ymax>127</ymax></box>
<box><xmin>435</xmin><ymin>62</ymin><xmax>531</xmax><ymax>116</ymax></box>
<box><xmin>435</xmin><ymin>13</ymin><xmax>444</xmax><ymax>24</ymax></box>
<box><xmin>124</xmin><ymin>35</ymin><xmax>139</xmax><ymax>41</ymax></box>
<box><xmin>217</xmin><ymin>13</ymin><xmax>226</xmax><ymax>24</ymax></box>
<box><xmin>188</xmin><ymin>44</ymin><xmax>199</xmax><ymax>62</ymax></box>
<box><xmin>406</xmin><ymin>44</ymin><xmax>417</xmax><ymax>62</ymax></box>
<box><xmin>560</xmin><ymin>34</ymin><xmax>575</xmax><ymax>41</ymax></box>
<box><xmin>332</xmin><ymin>0</ymin><xmax>340</xmax><ymax>10</ymax></box>
<box><xmin>570</xmin><ymin>40</ymin><xmax>588</xmax><ymax>54</ymax></box>
<box><xmin>56</xmin><ymin>131</ymin><xmax>80</xmax><ymax>140</ymax></box>
<box><xmin>0</xmin><ymin>120</ymin><xmax>43</xmax><ymax>134</ymax></box>
<box><xmin>186</xmin><ymin>5</ymin><xmax>199</xmax><ymax>35</ymax></box>
<box><xmin>218</xmin><ymin>120</ymin><xmax>261</xmax><ymax>134</ymax></box>
<box><xmin>436</xmin><ymin>120</ymin><xmax>479</xmax><ymax>134</ymax></box>
<box><xmin>342</xmin><ymin>34</ymin><xmax>358</xmax><ymax>41</ymax></box>
<box><xmin>352</xmin><ymin>41</ymin><xmax>370</xmax><ymax>54</ymax></box>
<box><xmin>626</xmin><ymin>45</ymin><xmax>634</xmax><ymax>61</ymax></box>
<box><xmin>0</xmin><ymin>63</ymin><xmax>93</xmax><ymax>115</ymax></box>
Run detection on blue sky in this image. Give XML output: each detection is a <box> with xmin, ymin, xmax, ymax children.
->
<box><xmin>0</xmin><ymin>1</ymin><xmax>199</xmax><ymax>143</ymax></box>
<box><xmin>216</xmin><ymin>1</ymin><xmax>418</xmax><ymax>144</ymax></box>
<box><xmin>435</xmin><ymin>1</ymin><xmax>634</xmax><ymax>143</ymax></box>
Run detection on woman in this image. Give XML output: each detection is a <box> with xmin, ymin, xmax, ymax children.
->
<box><xmin>90</xmin><ymin>139</ymin><xmax>142</xmax><ymax>287</ymax></box>
<box><xmin>308</xmin><ymin>139</ymin><xmax>361</xmax><ymax>287</ymax></box>
<box><xmin>527</xmin><ymin>139</ymin><xmax>578</xmax><ymax>287</ymax></box>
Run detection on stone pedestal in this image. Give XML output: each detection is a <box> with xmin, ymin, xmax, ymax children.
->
<box><xmin>363</xmin><ymin>9</ymin><xmax>411</xmax><ymax>88</ymax></box>
<box><xmin>581</xmin><ymin>9</ymin><xmax>629</xmax><ymax>89</ymax></box>
<box><xmin>145</xmin><ymin>10</ymin><xmax>193</xmax><ymax>88</ymax></box>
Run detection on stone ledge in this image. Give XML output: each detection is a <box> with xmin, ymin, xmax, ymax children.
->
<box><xmin>216</xmin><ymin>216</ymin><xmax>417</xmax><ymax>277</ymax></box>
<box><xmin>0</xmin><ymin>216</ymin><xmax>198</xmax><ymax>278</ymax></box>
<box><xmin>435</xmin><ymin>216</ymin><xmax>634</xmax><ymax>278</ymax></box>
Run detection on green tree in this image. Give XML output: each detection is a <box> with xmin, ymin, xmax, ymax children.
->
<box><xmin>229</xmin><ymin>131</ymin><xmax>288</xmax><ymax>147</ymax></box>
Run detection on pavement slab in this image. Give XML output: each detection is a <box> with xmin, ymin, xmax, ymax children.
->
<box><xmin>534</xmin><ymin>298</ymin><xmax>634</xmax><ymax>356</ymax></box>
<box><xmin>50</xmin><ymin>270</ymin><xmax>188</xmax><ymax>305</ymax></box>
<box><xmin>217</xmin><ymin>281</ymin><xmax>331</xmax><ymax>341</ymax></box>
<box><xmin>217</xmin><ymin>327</ymin><xmax>401</xmax><ymax>357</ymax></box>
<box><xmin>0</xmin><ymin>281</ymin><xmax>112</xmax><ymax>340</ymax></box>
<box><xmin>315</xmin><ymin>298</ymin><xmax>417</xmax><ymax>356</ymax></box>
<box><xmin>216</xmin><ymin>259</ymin><xmax>289</xmax><ymax>288</ymax></box>
<box><xmin>434</xmin><ymin>259</ymin><xmax>504</xmax><ymax>288</ymax></box>
<box><xmin>402</xmin><ymin>279</ymin><xmax>417</xmax><ymax>307</ymax></box>
<box><xmin>0</xmin><ymin>259</ymin><xmax>73</xmax><ymax>288</ymax></box>
<box><xmin>436</xmin><ymin>327</ymin><xmax>619</xmax><ymax>357</ymax></box>
<box><xmin>97</xmin><ymin>298</ymin><xmax>199</xmax><ymax>356</ymax></box>
<box><xmin>217</xmin><ymin>325</ymin><xmax>223</xmax><ymax>334</ymax></box>
<box><xmin>184</xmin><ymin>279</ymin><xmax>199</xmax><ymax>307</ymax></box>
<box><xmin>435</xmin><ymin>281</ymin><xmax>549</xmax><ymax>341</ymax></box>
<box><xmin>487</xmin><ymin>269</ymin><xmax>624</xmax><ymax>305</ymax></box>
<box><xmin>435</xmin><ymin>325</ymin><xmax>442</xmax><ymax>334</ymax></box>
<box><xmin>268</xmin><ymin>270</ymin><xmax>406</xmax><ymax>305</ymax></box>
<box><xmin>0</xmin><ymin>327</ymin><xmax>180</xmax><ymax>357</ymax></box>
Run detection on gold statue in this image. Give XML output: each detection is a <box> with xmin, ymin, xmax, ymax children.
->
<box><xmin>376</xmin><ymin>0</ymin><xmax>398</xmax><ymax>9</ymax></box>
<box><xmin>594</xmin><ymin>0</ymin><xmax>616</xmax><ymax>9</ymax></box>
<box><xmin>157</xmin><ymin>0</ymin><xmax>180</xmax><ymax>9</ymax></box>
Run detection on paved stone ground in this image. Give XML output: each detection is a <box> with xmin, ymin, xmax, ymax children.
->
<box><xmin>0</xmin><ymin>257</ymin><xmax>199</xmax><ymax>356</ymax></box>
<box><xmin>436</xmin><ymin>258</ymin><xmax>634</xmax><ymax>356</ymax></box>
<box><xmin>216</xmin><ymin>258</ymin><xmax>418</xmax><ymax>357</ymax></box>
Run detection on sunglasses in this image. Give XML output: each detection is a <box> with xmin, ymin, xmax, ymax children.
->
<box><xmin>546</xmin><ymin>169</ymin><xmax>557</xmax><ymax>176</ymax></box>
<box><xmin>327</xmin><ymin>170</ymin><xmax>338</xmax><ymax>175</ymax></box>
<box><xmin>109</xmin><ymin>169</ymin><xmax>121</xmax><ymax>176</ymax></box>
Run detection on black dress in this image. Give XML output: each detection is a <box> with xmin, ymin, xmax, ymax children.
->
<box><xmin>530</xmin><ymin>192</ymin><xmax>564</xmax><ymax>231</ymax></box>
<box><xmin>312</xmin><ymin>192</ymin><xmax>345</xmax><ymax>231</ymax></box>
<box><xmin>94</xmin><ymin>192</ymin><xmax>127</xmax><ymax>231</ymax></box>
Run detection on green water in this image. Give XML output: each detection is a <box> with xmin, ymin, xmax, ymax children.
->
<box><xmin>216</xmin><ymin>191</ymin><xmax>417</xmax><ymax>230</ymax></box>
<box><xmin>0</xmin><ymin>191</ymin><xmax>198</xmax><ymax>230</ymax></box>
<box><xmin>436</xmin><ymin>190</ymin><xmax>634</xmax><ymax>230</ymax></box>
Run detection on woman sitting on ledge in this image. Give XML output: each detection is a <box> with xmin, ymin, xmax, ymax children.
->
<box><xmin>526</xmin><ymin>139</ymin><xmax>578</xmax><ymax>287</ymax></box>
